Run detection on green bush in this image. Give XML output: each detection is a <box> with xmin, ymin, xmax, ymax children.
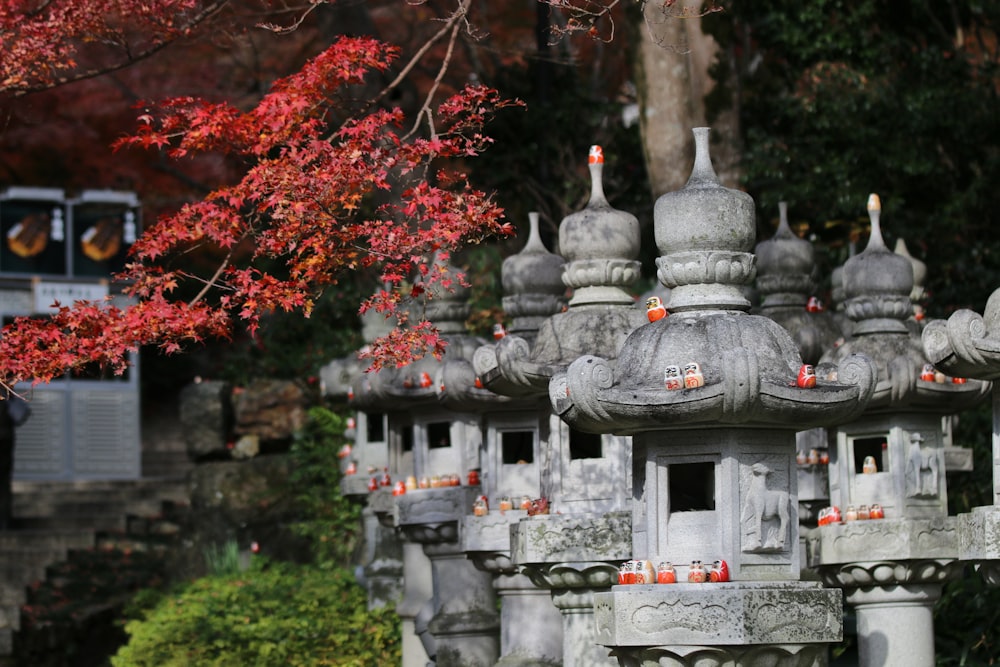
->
<box><xmin>111</xmin><ymin>560</ymin><xmax>400</xmax><ymax>667</ymax></box>
<box><xmin>287</xmin><ymin>406</ymin><xmax>362</xmax><ymax>566</ymax></box>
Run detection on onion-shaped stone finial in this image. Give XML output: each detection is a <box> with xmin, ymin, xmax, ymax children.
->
<box><xmin>755</xmin><ymin>201</ymin><xmax>816</xmax><ymax>304</ymax></box>
<box><xmin>841</xmin><ymin>194</ymin><xmax>913</xmax><ymax>332</ymax></box>
<box><xmin>894</xmin><ymin>238</ymin><xmax>927</xmax><ymax>303</ymax></box>
<box><xmin>558</xmin><ymin>145</ymin><xmax>641</xmax><ymax>306</ymax></box>
<box><xmin>501</xmin><ymin>212</ymin><xmax>565</xmax><ymax>332</ymax></box>
<box><xmin>653</xmin><ymin>128</ymin><xmax>757</xmax><ymax>311</ymax></box>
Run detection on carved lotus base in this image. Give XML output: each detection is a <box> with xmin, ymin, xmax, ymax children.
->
<box><xmin>814</xmin><ymin>558</ymin><xmax>960</xmax><ymax>589</ymax></box>
<box><xmin>469</xmin><ymin>550</ymin><xmax>518</xmax><ymax>576</ymax></box>
<box><xmin>593</xmin><ymin>582</ymin><xmax>842</xmax><ymax>648</ymax></box>
<box><xmin>521</xmin><ymin>561</ymin><xmax>620</xmax><ymax>591</ymax></box>
<box><xmin>609</xmin><ymin>643</ymin><xmax>828</xmax><ymax>667</ymax></box>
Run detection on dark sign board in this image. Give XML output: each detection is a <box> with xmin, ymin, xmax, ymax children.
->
<box><xmin>0</xmin><ymin>188</ymin><xmax>68</xmax><ymax>276</ymax></box>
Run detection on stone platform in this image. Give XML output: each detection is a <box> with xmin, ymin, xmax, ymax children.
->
<box><xmin>593</xmin><ymin>581</ymin><xmax>841</xmax><ymax>648</ymax></box>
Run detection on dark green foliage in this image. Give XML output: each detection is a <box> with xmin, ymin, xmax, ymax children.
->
<box><xmin>110</xmin><ymin>560</ymin><xmax>400</xmax><ymax>667</ymax></box>
<box><xmin>711</xmin><ymin>0</ymin><xmax>1000</xmax><ymax>312</ymax></box>
<box><xmin>286</xmin><ymin>406</ymin><xmax>362</xmax><ymax>566</ymax></box>
<box><xmin>705</xmin><ymin>5</ymin><xmax>1000</xmax><ymax>663</ymax></box>
<box><xmin>217</xmin><ymin>289</ymin><xmax>364</xmax><ymax>386</ymax></box>
<box><xmin>111</xmin><ymin>408</ymin><xmax>397</xmax><ymax>665</ymax></box>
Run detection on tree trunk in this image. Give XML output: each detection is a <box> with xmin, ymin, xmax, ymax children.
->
<box><xmin>633</xmin><ymin>6</ymin><xmax>740</xmax><ymax>196</ymax></box>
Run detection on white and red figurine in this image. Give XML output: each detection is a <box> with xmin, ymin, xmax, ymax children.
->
<box><xmin>683</xmin><ymin>362</ymin><xmax>705</xmax><ymax>389</ymax></box>
<box><xmin>645</xmin><ymin>296</ymin><xmax>668</xmax><ymax>323</ymax></box>
<box><xmin>797</xmin><ymin>364</ymin><xmax>817</xmax><ymax>388</ymax></box>
<box><xmin>664</xmin><ymin>365</ymin><xmax>683</xmax><ymax>391</ymax></box>
<box><xmin>709</xmin><ymin>560</ymin><xmax>730</xmax><ymax>583</ymax></box>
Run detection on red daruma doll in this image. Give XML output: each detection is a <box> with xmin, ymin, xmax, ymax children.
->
<box><xmin>687</xmin><ymin>560</ymin><xmax>707</xmax><ymax>583</ymax></box>
<box><xmin>634</xmin><ymin>560</ymin><xmax>655</xmax><ymax>584</ymax></box>
<box><xmin>617</xmin><ymin>561</ymin><xmax>634</xmax><ymax>585</ymax></box>
<box><xmin>656</xmin><ymin>562</ymin><xmax>676</xmax><ymax>584</ymax></box>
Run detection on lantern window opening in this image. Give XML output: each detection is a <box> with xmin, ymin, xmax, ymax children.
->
<box><xmin>367</xmin><ymin>412</ymin><xmax>386</xmax><ymax>443</ymax></box>
<box><xmin>569</xmin><ymin>428</ymin><xmax>603</xmax><ymax>460</ymax></box>
<box><xmin>427</xmin><ymin>422</ymin><xmax>451</xmax><ymax>449</ymax></box>
<box><xmin>501</xmin><ymin>430</ymin><xmax>535</xmax><ymax>465</ymax></box>
<box><xmin>668</xmin><ymin>461</ymin><xmax>716</xmax><ymax>512</ymax></box>
<box><xmin>852</xmin><ymin>435</ymin><xmax>889</xmax><ymax>474</ymax></box>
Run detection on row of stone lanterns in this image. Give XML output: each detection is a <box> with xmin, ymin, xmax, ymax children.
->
<box><xmin>320</xmin><ymin>127</ymin><xmax>990</xmax><ymax>667</ymax></box>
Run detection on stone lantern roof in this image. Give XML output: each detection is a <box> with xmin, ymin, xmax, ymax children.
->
<box><xmin>754</xmin><ymin>202</ymin><xmax>841</xmax><ymax>364</ymax></box>
<box><xmin>473</xmin><ymin>145</ymin><xmax>647</xmax><ymax>395</ymax></box>
<box><xmin>820</xmin><ymin>195</ymin><xmax>988</xmax><ymax>412</ymax></box>
<box><xmin>925</xmin><ymin>287</ymin><xmax>1000</xmax><ymax>381</ymax></box>
<box><xmin>553</xmin><ymin>128</ymin><xmax>876</xmax><ymax>434</ymax></box>
<box><xmin>320</xmin><ymin>287</ymin><xmax>395</xmax><ymax>402</ymax></box>
<box><xmin>349</xmin><ymin>256</ymin><xmax>488</xmax><ymax>412</ymax></box>
<box><xmin>500</xmin><ymin>212</ymin><xmax>566</xmax><ymax>339</ymax></box>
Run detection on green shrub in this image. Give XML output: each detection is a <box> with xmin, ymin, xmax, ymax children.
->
<box><xmin>287</xmin><ymin>406</ymin><xmax>361</xmax><ymax>566</ymax></box>
<box><xmin>111</xmin><ymin>560</ymin><xmax>400</xmax><ymax>667</ymax></box>
<box><xmin>202</xmin><ymin>540</ymin><xmax>243</xmax><ymax>576</ymax></box>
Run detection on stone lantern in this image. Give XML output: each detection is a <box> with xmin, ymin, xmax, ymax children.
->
<box><xmin>474</xmin><ymin>145</ymin><xmax>645</xmax><ymax>667</ymax></box>
<box><xmin>923</xmin><ymin>288</ymin><xmax>1000</xmax><ymax>584</ymax></box>
<box><xmin>453</xmin><ymin>212</ymin><xmax>567</xmax><ymax>667</ymax></box>
<box><xmin>319</xmin><ymin>296</ymin><xmax>403</xmax><ymax>611</ymax></box>
<box><xmin>555</xmin><ymin>128</ymin><xmax>876</xmax><ymax>666</ymax></box>
<box><xmin>348</xmin><ymin>261</ymin><xmax>498</xmax><ymax>667</ymax></box>
<box><xmin>754</xmin><ymin>202</ymin><xmax>842</xmax><ymax>528</ymax></box>
<box><xmin>809</xmin><ymin>194</ymin><xmax>989</xmax><ymax>666</ymax></box>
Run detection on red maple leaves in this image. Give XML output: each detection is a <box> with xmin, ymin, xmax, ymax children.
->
<box><xmin>0</xmin><ymin>32</ymin><xmax>518</xmax><ymax>391</ymax></box>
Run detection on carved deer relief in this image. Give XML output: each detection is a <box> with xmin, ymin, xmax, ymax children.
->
<box><xmin>741</xmin><ymin>461</ymin><xmax>790</xmax><ymax>553</ymax></box>
<box><xmin>904</xmin><ymin>433</ymin><xmax>939</xmax><ymax>498</ymax></box>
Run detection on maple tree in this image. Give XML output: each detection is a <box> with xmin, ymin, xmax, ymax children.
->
<box><xmin>0</xmin><ymin>0</ymin><xmax>521</xmax><ymax>394</ymax></box>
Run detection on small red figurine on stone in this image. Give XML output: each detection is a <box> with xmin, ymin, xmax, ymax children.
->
<box><xmin>869</xmin><ymin>503</ymin><xmax>885</xmax><ymax>519</ymax></box>
<box><xmin>709</xmin><ymin>560</ymin><xmax>730</xmax><ymax>583</ymax></box>
<box><xmin>796</xmin><ymin>364</ymin><xmax>817</xmax><ymax>388</ymax></box>
<box><xmin>367</xmin><ymin>476</ymin><xmax>378</xmax><ymax>492</ymax></box>
<box><xmin>687</xmin><ymin>560</ymin><xmax>707</xmax><ymax>583</ymax></box>
<box><xmin>419</xmin><ymin>372</ymin><xmax>433</xmax><ymax>389</ymax></box>
<box><xmin>920</xmin><ymin>364</ymin><xmax>936</xmax><ymax>382</ymax></box>
<box><xmin>493</xmin><ymin>323</ymin><xmax>507</xmax><ymax>340</ymax></box>
<box><xmin>645</xmin><ymin>296</ymin><xmax>668</xmax><ymax>323</ymax></box>
<box><xmin>806</xmin><ymin>296</ymin><xmax>825</xmax><ymax>313</ymax></box>
<box><xmin>392</xmin><ymin>480</ymin><xmax>406</xmax><ymax>496</ymax></box>
<box><xmin>527</xmin><ymin>497</ymin><xmax>550</xmax><ymax>516</ymax></box>
<box><xmin>634</xmin><ymin>560</ymin><xmax>655</xmax><ymax>584</ymax></box>
<box><xmin>683</xmin><ymin>362</ymin><xmax>705</xmax><ymax>389</ymax></box>
<box><xmin>656</xmin><ymin>562</ymin><xmax>676</xmax><ymax>584</ymax></box>
<box><xmin>664</xmin><ymin>365</ymin><xmax>683</xmax><ymax>391</ymax></box>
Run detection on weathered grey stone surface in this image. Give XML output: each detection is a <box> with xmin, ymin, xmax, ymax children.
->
<box><xmin>178</xmin><ymin>380</ymin><xmax>231</xmax><ymax>461</ymax></box>
<box><xmin>826</xmin><ymin>413</ymin><xmax>955</xmax><ymax>520</ymax></box>
<box><xmin>550</xmin><ymin>129</ymin><xmax>861</xmax><ymax>664</ymax></box>
<box><xmin>631</xmin><ymin>430</ymin><xmax>801</xmax><ymax>582</ymax></box>
<box><xmin>958</xmin><ymin>505</ymin><xmax>1000</xmax><ymax>566</ymax></box>
<box><xmin>397</xmin><ymin>541</ymin><xmax>434</xmax><ymax>667</ymax></box>
<box><xmin>395</xmin><ymin>485</ymin><xmax>481</xmax><ymax>532</ymax></box>
<box><xmin>807</xmin><ymin>517</ymin><xmax>958</xmax><ymax>568</ymax></box>
<box><xmin>593</xmin><ymin>582</ymin><xmax>842</xmax><ymax>646</ymax></box>
<box><xmin>512</xmin><ymin>512</ymin><xmax>632</xmax><ymax>565</ymax></box>
<box><xmin>754</xmin><ymin>202</ymin><xmax>841</xmax><ymax>365</ymax></box>
<box><xmin>461</xmin><ymin>510</ymin><xmax>528</xmax><ymax>554</ymax></box>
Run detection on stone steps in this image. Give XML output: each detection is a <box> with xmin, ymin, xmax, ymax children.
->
<box><xmin>1</xmin><ymin>478</ymin><xmax>191</xmax><ymax>661</ymax></box>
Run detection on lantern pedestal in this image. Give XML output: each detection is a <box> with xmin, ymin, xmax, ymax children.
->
<box><xmin>513</xmin><ymin>512</ymin><xmax>632</xmax><ymax>667</ymax></box>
